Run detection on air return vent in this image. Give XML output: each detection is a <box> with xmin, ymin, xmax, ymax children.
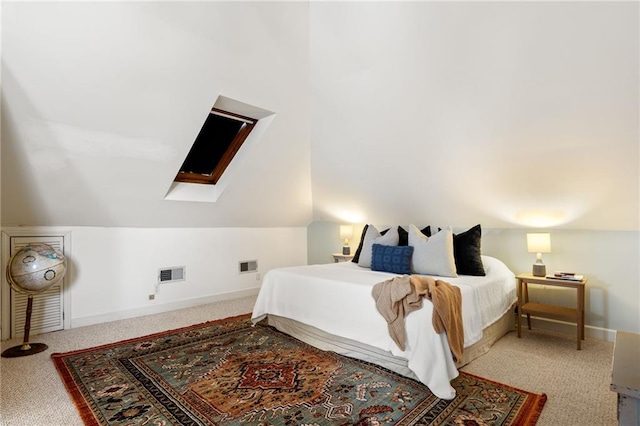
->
<box><xmin>239</xmin><ymin>260</ymin><xmax>258</xmax><ymax>274</ymax></box>
<box><xmin>158</xmin><ymin>266</ymin><xmax>185</xmax><ymax>284</ymax></box>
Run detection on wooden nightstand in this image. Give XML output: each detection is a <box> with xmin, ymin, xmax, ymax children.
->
<box><xmin>332</xmin><ymin>253</ymin><xmax>354</xmax><ymax>263</ymax></box>
<box><xmin>516</xmin><ymin>273</ymin><xmax>588</xmax><ymax>350</ymax></box>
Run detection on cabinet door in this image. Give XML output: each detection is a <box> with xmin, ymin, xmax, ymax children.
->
<box><xmin>10</xmin><ymin>236</ymin><xmax>65</xmax><ymax>338</ymax></box>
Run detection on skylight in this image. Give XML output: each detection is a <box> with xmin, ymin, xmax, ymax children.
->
<box><xmin>164</xmin><ymin>96</ymin><xmax>275</xmax><ymax>203</ymax></box>
<box><xmin>174</xmin><ymin>108</ymin><xmax>257</xmax><ymax>185</ymax></box>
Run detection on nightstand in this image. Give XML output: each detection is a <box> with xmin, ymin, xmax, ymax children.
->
<box><xmin>332</xmin><ymin>253</ymin><xmax>354</xmax><ymax>263</ymax></box>
<box><xmin>516</xmin><ymin>273</ymin><xmax>588</xmax><ymax>350</ymax></box>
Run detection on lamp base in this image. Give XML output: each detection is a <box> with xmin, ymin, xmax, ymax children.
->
<box><xmin>342</xmin><ymin>246</ymin><xmax>351</xmax><ymax>255</ymax></box>
<box><xmin>532</xmin><ymin>263</ymin><xmax>546</xmax><ymax>277</ymax></box>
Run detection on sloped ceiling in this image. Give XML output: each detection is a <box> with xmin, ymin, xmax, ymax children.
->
<box><xmin>310</xmin><ymin>2</ymin><xmax>639</xmax><ymax>231</ymax></box>
<box><xmin>1</xmin><ymin>2</ymin><xmax>312</xmax><ymax>227</ymax></box>
<box><xmin>2</xmin><ymin>2</ymin><xmax>638</xmax><ymax>231</ymax></box>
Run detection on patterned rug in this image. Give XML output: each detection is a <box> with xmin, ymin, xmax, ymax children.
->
<box><xmin>52</xmin><ymin>314</ymin><xmax>546</xmax><ymax>425</ymax></box>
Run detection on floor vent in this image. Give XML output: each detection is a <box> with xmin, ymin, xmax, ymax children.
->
<box><xmin>158</xmin><ymin>267</ymin><xmax>185</xmax><ymax>284</ymax></box>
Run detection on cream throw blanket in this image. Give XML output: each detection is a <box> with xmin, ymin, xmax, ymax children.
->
<box><xmin>372</xmin><ymin>275</ymin><xmax>464</xmax><ymax>362</ymax></box>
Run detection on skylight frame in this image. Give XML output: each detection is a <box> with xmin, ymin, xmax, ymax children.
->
<box><xmin>174</xmin><ymin>108</ymin><xmax>258</xmax><ymax>185</ymax></box>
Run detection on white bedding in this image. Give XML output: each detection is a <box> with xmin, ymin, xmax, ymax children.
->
<box><xmin>251</xmin><ymin>255</ymin><xmax>516</xmax><ymax>400</ymax></box>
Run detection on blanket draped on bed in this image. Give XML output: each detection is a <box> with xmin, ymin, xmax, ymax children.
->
<box><xmin>371</xmin><ymin>276</ymin><xmax>422</xmax><ymax>351</ymax></box>
<box><xmin>372</xmin><ymin>275</ymin><xmax>464</xmax><ymax>362</ymax></box>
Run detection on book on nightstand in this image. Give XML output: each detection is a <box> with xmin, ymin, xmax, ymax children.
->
<box><xmin>546</xmin><ymin>272</ymin><xmax>584</xmax><ymax>281</ymax></box>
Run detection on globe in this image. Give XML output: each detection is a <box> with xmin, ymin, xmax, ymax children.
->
<box><xmin>7</xmin><ymin>243</ymin><xmax>67</xmax><ymax>294</ymax></box>
<box><xmin>2</xmin><ymin>243</ymin><xmax>67</xmax><ymax>358</ymax></box>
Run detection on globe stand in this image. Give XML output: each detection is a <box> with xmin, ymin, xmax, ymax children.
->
<box><xmin>2</xmin><ymin>243</ymin><xmax>67</xmax><ymax>358</ymax></box>
<box><xmin>1</xmin><ymin>295</ymin><xmax>48</xmax><ymax>358</ymax></box>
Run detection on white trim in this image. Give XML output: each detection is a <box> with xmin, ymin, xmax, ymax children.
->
<box><xmin>163</xmin><ymin>181</ymin><xmax>223</xmax><ymax>203</ymax></box>
<box><xmin>70</xmin><ymin>287</ymin><xmax>259</xmax><ymax>329</ymax></box>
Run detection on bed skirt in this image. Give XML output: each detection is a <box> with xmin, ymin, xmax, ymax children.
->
<box><xmin>265</xmin><ymin>307</ymin><xmax>515</xmax><ymax>380</ymax></box>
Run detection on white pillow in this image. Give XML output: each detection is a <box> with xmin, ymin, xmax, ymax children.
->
<box><xmin>358</xmin><ymin>225</ymin><xmax>400</xmax><ymax>268</ymax></box>
<box><xmin>408</xmin><ymin>224</ymin><xmax>458</xmax><ymax>278</ymax></box>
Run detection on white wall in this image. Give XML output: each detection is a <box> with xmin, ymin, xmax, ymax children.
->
<box><xmin>309</xmin><ymin>2</ymin><xmax>638</xmax><ymax>231</ymax></box>
<box><xmin>306</xmin><ymin>2</ymin><xmax>639</xmax><ymax>337</ymax></box>
<box><xmin>1</xmin><ymin>226</ymin><xmax>307</xmax><ymax>338</ymax></box>
<box><xmin>308</xmin><ymin>223</ymin><xmax>640</xmax><ymax>336</ymax></box>
<box><xmin>2</xmin><ymin>2</ymin><xmax>638</xmax><ymax>339</ymax></box>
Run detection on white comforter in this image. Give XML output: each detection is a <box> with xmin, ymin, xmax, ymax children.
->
<box><xmin>251</xmin><ymin>255</ymin><xmax>515</xmax><ymax>399</ymax></box>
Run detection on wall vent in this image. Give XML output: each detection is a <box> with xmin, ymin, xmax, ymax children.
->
<box><xmin>239</xmin><ymin>260</ymin><xmax>258</xmax><ymax>274</ymax></box>
<box><xmin>158</xmin><ymin>266</ymin><xmax>185</xmax><ymax>284</ymax></box>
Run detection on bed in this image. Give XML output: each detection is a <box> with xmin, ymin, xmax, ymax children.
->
<box><xmin>251</xmin><ymin>253</ymin><xmax>516</xmax><ymax>400</ymax></box>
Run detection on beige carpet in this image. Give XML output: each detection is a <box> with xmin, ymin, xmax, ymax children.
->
<box><xmin>462</xmin><ymin>325</ymin><xmax>616</xmax><ymax>425</ymax></box>
<box><xmin>0</xmin><ymin>296</ymin><xmax>616</xmax><ymax>425</ymax></box>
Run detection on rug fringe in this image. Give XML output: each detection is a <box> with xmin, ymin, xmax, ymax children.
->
<box><xmin>52</xmin><ymin>356</ymin><xmax>101</xmax><ymax>426</ymax></box>
<box><xmin>460</xmin><ymin>372</ymin><xmax>547</xmax><ymax>426</ymax></box>
<box><xmin>518</xmin><ymin>393</ymin><xmax>547</xmax><ymax>426</ymax></box>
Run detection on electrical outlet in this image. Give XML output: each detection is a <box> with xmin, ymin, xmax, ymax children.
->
<box><xmin>256</xmin><ymin>273</ymin><xmax>260</xmax><ymax>281</ymax></box>
<box><xmin>149</xmin><ymin>294</ymin><xmax>155</xmax><ymax>300</ymax></box>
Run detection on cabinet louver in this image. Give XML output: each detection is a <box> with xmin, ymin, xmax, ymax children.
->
<box><xmin>10</xmin><ymin>236</ymin><xmax>65</xmax><ymax>338</ymax></box>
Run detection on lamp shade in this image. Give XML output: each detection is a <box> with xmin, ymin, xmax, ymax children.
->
<box><xmin>527</xmin><ymin>233</ymin><xmax>551</xmax><ymax>253</ymax></box>
<box><xmin>340</xmin><ymin>225</ymin><xmax>353</xmax><ymax>241</ymax></box>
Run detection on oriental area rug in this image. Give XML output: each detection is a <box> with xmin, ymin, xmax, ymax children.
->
<box><xmin>52</xmin><ymin>314</ymin><xmax>546</xmax><ymax>426</ymax></box>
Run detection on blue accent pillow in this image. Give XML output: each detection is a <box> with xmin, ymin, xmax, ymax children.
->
<box><xmin>371</xmin><ymin>244</ymin><xmax>414</xmax><ymax>274</ymax></box>
<box><xmin>353</xmin><ymin>225</ymin><xmax>429</xmax><ymax>263</ymax></box>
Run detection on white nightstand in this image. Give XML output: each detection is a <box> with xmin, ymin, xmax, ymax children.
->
<box><xmin>332</xmin><ymin>253</ymin><xmax>354</xmax><ymax>263</ymax></box>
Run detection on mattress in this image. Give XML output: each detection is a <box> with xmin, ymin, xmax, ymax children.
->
<box><xmin>251</xmin><ymin>255</ymin><xmax>516</xmax><ymax>399</ymax></box>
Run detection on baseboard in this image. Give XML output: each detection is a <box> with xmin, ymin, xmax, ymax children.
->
<box><xmin>70</xmin><ymin>287</ymin><xmax>260</xmax><ymax>329</ymax></box>
<box><xmin>520</xmin><ymin>315</ymin><xmax>617</xmax><ymax>343</ymax></box>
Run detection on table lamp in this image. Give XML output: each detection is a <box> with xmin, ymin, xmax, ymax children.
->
<box><xmin>340</xmin><ymin>225</ymin><xmax>353</xmax><ymax>255</ymax></box>
<box><xmin>527</xmin><ymin>233</ymin><xmax>551</xmax><ymax>277</ymax></box>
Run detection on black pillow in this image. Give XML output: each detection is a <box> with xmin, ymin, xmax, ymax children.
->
<box><xmin>385</xmin><ymin>226</ymin><xmax>428</xmax><ymax>245</ymax></box>
<box><xmin>390</xmin><ymin>226</ymin><xmax>409</xmax><ymax>246</ymax></box>
<box><xmin>351</xmin><ymin>224</ymin><xmax>369</xmax><ymax>263</ymax></box>
<box><xmin>453</xmin><ymin>224</ymin><xmax>485</xmax><ymax>276</ymax></box>
<box><xmin>411</xmin><ymin>225</ymin><xmax>432</xmax><ymax>238</ymax></box>
<box><xmin>353</xmin><ymin>225</ymin><xmax>427</xmax><ymax>262</ymax></box>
